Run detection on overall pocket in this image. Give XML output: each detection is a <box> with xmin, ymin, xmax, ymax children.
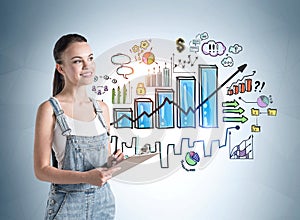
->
<box><xmin>82</xmin><ymin>144</ymin><xmax>107</xmax><ymax>171</ymax></box>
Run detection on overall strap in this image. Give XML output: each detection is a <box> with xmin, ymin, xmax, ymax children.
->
<box><xmin>90</xmin><ymin>98</ymin><xmax>110</xmax><ymax>136</ymax></box>
<box><xmin>49</xmin><ymin>97</ymin><xmax>72</xmax><ymax>136</ymax></box>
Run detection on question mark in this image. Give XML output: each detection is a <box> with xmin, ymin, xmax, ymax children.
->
<box><xmin>254</xmin><ymin>81</ymin><xmax>260</xmax><ymax>92</ymax></box>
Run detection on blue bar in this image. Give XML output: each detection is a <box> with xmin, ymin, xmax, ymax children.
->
<box><xmin>113</xmin><ymin>108</ymin><xmax>133</xmax><ymax>128</ymax></box>
<box><xmin>155</xmin><ymin>89</ymin><xmax>174</xmax><ymax>128</ymax></box>
<box><xmin>176</xmin><ymin>76</ymin><xmax>196</xmax><ymax>128</ymax></box>
<box><xmin>134</xmin><ymin>98</ymin><xmax>153</xmax><ymax>129</ymax></box>
<box><xmin>199</xmin><ymin>65</ymin><xmax>218</xmax><ymax>128</ymax></box>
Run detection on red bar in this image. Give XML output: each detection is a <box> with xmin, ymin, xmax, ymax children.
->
<box><xmin>240</xmin><ymin>83</ymin><xmax>245</xmax><ymax>93</ymax></box>
<box><xmin>246</xmin><ymin>79</ymin><xmax>252</xmax><ymax>92</ymax></box>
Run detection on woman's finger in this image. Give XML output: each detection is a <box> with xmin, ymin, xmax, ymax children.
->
<box><xmin>116</xmin><ymin>152</ymin><xmax>125</xmax><ymax>162</ymax></box>
<box><xmin>113</xmin><ymin>149</ymin><xmax>122</xmax><ymax>157</ymax></box>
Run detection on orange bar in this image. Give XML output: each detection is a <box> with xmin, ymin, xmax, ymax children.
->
<box><xmin>234</xmin><ymin>85</ymin><xmax>239</xmax><ymax>94</ymax></box>
<box><xmin>240</xmin><ymin>83</ymin><xmax>245</xmax><ymax>93</ymax></box>
<box><xmin>246</xmin><ymin>79</ymin><xmax>252</xmax><ymax>92</ymax></box>
<box><xmin>227</xmin><ymin>89</ymin><xmax>233</xmax><ymax>95</ymax></box>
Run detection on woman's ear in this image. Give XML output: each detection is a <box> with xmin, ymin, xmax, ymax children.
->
<box><xmin>56</xmin><ymin>63</ymin><xmax>64</xmax><ymax>75</ymax></box>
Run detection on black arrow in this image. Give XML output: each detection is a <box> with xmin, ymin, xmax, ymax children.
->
<box><xmin>195</xmin><ymin>64</ymin><xmax>247</xmax><ymax>111</ymax></box>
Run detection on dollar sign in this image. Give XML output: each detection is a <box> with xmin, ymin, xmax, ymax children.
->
<box><xmin>176</xmin><ymin>38</ymin><xmax>185</xmax><ymax>53</ymax></box>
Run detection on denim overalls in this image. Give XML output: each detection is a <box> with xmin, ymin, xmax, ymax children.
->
<box><xmin>45</xmin><ymin>97</ymin><xmax>115</xmax><ymax>220</ymax></box>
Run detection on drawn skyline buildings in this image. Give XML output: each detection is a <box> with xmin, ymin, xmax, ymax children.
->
<box><xmin>112</xmin><ymin>64</ymin><xmax>219</xmax><ymax>129</ymax></box>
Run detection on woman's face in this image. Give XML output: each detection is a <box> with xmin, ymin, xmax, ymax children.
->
<box><xmin>58</xmin><ymin>41</ymin><xmax>96</xmax><ymax>87</ymax></box>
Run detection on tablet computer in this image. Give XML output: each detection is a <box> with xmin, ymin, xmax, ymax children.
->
<box><xmin>112</xmin><ymin>153</ymin><xmax>159</xmax><ymax>177</ymax></box>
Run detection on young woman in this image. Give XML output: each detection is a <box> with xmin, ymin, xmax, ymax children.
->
<box><xmin>34</xmin><ymin>34</ymin><xmax>124</xmax><ymax>219</ymax></box>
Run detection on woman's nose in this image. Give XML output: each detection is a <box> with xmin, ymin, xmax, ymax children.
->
<box><xmin>82</xmin><ymin>60</ymin><xmax>89</xmax><ymax>69</ymax></box>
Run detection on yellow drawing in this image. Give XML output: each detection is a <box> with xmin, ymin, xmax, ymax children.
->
<box><xmin>251</xmin><ymin>108</ymin><xmax>259</xmax><ymax>116</ymax></box>
<box><xmin>267</xmin><ymin>108</ymin><xmax>277</xmax><ymax>116</ymax></box>
<box><xmin>251</xmin><ymin>125</ymin><xmax>261</xmax><ymax>132</ymax></box>
<box><xmin>131</xmin><ymin>45</ymin><xmax>139</xmax><ymax>53</ymax></box>
<box><xmin>140</xmin><ymin>40</ymin><xmax>150</xmax><ymax>49</ymax></box>
<box><xmin>136</xmin><ymin>83</ymin><xmax>146</xmax><ymax>95</ymax></box>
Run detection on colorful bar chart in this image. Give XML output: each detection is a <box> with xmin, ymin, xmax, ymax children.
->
<box><xmin>145</xmin><ymin>64</ymin><xmax>171</xmax><ymax>87</ymax></box>
<box><xmin>199</xmin><ymin>65</ymin><xmax>218</xmax><ymax>128</ymax></box>
<box><xmin>111</xmin><ymin>62</ymin><xmax>229</xmax><ymax>130</ymax></box>
<box><xmin>227</xmin><ymin>78</ymin><xmax>252</xmax><ymax>95</ymax></box>
<box><xmin>155</xmin><ymin>88</ymin><xmax>175</xmax><ymax>129</ymax></box>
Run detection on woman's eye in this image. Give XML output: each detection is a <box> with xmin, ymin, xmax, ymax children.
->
<box><xmin>89</xmin><ymin>57</ymin><xmax>94</xmax><ymax>61</ymax></box>
<box><xmin>73</xmin><ymin>60</ymin><xmax>82</xmax><ymax>64</ymax></box>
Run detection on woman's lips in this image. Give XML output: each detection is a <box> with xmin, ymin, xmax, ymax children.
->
<box><xmin>80</xmin><ymin>72</ymin><xmax>93</xmax><ymax>77</ymax></box>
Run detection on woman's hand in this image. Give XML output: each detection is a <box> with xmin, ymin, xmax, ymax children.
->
<box><xmin>107</xmin><ymin>149</ymin><xmax>125</xmax><ymax>168</ymax></box>
<box><xmin>84</xmin><ymin>167</ymin><xmax>121</xmax><ymax>186</ymax></box>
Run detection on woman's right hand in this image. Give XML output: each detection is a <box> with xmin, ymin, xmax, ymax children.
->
<box><xmin>84</xmin><ymin>167</ymin><xmax>121</xmax><ymax>186</ymax></box>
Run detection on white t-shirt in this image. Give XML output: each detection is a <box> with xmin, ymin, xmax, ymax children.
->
<box><xmin>52</xmin><ymin>114</ymin><xmax>106</xmax><ymax>169</ymax></box>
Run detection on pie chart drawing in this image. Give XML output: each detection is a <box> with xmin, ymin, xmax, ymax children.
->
<box><xmin>257</xmin><ymin>95</ymin><xmax>269</xmax><ymax>108</ymax></box>
<box><xmin>185</xmin><ymin>151</ymin><xmax>200</xmax><ymax>166</ymax></box>
<box><xmin>142</xmin><ymin>51</ymin><xmax>155</xmax><ymax>65</ymax></box>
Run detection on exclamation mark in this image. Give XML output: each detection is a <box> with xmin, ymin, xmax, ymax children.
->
<box><xmin>259</xmin><ymin>82</ymin><xmax>265</xmax><ymax>92</ymax></box>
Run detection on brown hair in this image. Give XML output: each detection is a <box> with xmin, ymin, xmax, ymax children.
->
<box><xmin>52</xmin><ymin>34</ymin><xmax>87</xmax><ymax>96</ymax></box>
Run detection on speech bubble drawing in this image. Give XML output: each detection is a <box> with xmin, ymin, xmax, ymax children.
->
<box><xmin>221</xmin><ymin>56</ymin><xmax>234</xmax><ymax>67</ymax></box>
<box><xmin>195</xmin><ymin>32</ymin><xmax>209</xmax><ymax>41</ymax></box>
<box><xmin>202</xmin><ymin>40</ymin><xmax>226</xmax><ymax>57</ymax></box>
<box><xmin>199</xmin><ymin>32</ymin><xmax>209</xmax><ymax>40</ymax></box>
<box><xmin>229</xmin><ymin>44</ymin><xmax>243</xmax><ymax>54</ymax></box>
<box><xmin>111</xmin><ymin>53</ymin><xmax>131</xmax><ymax>65</ymax></box>
<box><xmin>116</xmin><ymin>66</ymin><xmax>134</xmax><ymax>79</ymax></box>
